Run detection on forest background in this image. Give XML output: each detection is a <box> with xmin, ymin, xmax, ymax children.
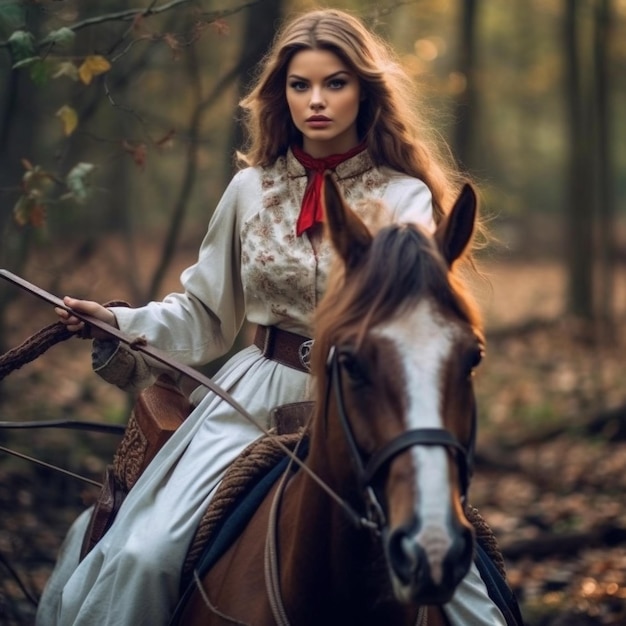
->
<box><xmin>0</xmin><ymin>0</ymin><xmax>625</xmax><ymax>624</ymax></box>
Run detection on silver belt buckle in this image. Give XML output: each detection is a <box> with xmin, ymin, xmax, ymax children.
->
<box><xmin>298</xmin><ymin>339</ymin><xmax>314</xmax><ymax>372</ymax></box>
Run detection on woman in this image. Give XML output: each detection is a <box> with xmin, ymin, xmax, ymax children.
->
<box><xmin>38</xmin><ymin>8</ymin><xmax>509</xmax><ymax>626</ymax></box>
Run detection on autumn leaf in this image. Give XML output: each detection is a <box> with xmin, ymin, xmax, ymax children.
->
<box><xmin>211</xmin><ymin>19</ymin><xmax>230</xmax><ymax>36</ymax></box>
<box><xmin>53</xmin><ymin>61</ymin><xmax>79</xmax><ymax>81</ymax></box>
<box><xmin>122</xmin><ymin>140</ymin><xmax>147</xmax><ymax>170</ymax></box>
<box><xmin>29</xmin><ymin>203</ymin><xmax>47</xmax><ymax>228</ymax></box>
<box><xmin>13</xmin><ymin>195</ymin><xmax>31</xmax><ymax>226</ymax></box>
<box><xmin>22</xmin><ymin>164</ymin><xmax>54</xmax><ymax>196</ymax></box>
<box><xmin>12</xmin><ymin>194</ymin><xmax>46</xmax><ymax>228</ymax></box>
<box><xmin>154</xmin><ymin>129</ymin><xmax>176</xmax><ymax>149</ymax></box>
<box><xmin>56</xmin><ymin>105</ymin><xmax>78</xmax><ymax>136</ymax></box>
<box><xmin>78</xmin><ymin>55</ymin><xmax>111</xmax><ymax>85</ymax></box>
<box><xmin>162</xmin><ymin>33</ymin><xmax>181</xmax><ymax>59</ymax></box>
<box><xmin>132</xmin><ymin>13</ymin><xmax>144</xmax><ymax>32</ymax></box>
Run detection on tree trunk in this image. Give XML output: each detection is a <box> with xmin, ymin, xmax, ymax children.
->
<box><xmin>454</xmin><ymin>0</ymin><xmax>479</xmax><ymax>172</ymax></box>
<box><xmin>224</xmin><ymin>0</ymin><xmax>283</xmax><ymax>181</ymax></box>
<box><xmin>592</xmin><ymin>0</ymin><xmax>615</xmax><ymax>335</ymax></box>
<box><xmin>563</xmin><ymin>0</ymin><xmax>595</xmax><ymax>321</ymax></box>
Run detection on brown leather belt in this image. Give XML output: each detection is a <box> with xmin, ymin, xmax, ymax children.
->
<box><xmin>253</xmin><ymin>325</ymin><xmax>313</xmax><ymax>373</ymax></box>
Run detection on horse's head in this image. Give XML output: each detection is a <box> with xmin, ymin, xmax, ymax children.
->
<box><xmin>311</xmin><ymin>175</ymin><xmax>484</xmax><ymax>605</ymax></box>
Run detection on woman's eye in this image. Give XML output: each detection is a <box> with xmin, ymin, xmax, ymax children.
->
<box><xmin>328</xmin><ymin>78</ymin><xmax>347</xmax><ymax>89</ymax></box>
<box><xmin>289</xmin><ymin>81</ymin><xmax>308</xmax><ymax>92</ymax></box>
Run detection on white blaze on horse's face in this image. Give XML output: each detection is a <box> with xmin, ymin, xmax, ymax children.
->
<box><xmin>375</xmin><ymin>298</ymin><xmax>461</xmax><ymax>587</ymax></box>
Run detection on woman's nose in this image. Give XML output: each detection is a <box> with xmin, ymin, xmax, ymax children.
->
<box><xmin>310</xmin><ymin>87</ymin><xmax>325</xmax><ymax>110</ymax></box>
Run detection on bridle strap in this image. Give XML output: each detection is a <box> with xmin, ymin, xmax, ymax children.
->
<box><xmin>363</xmin><ymin>428</ymin><xmax>470</xmax><ymax>497</ymax></box>
<box><xmin>328</xmin><ymin>347</ymin><xmax>368</xmax><ymax>481</ymax></box>
<box><xmin>328</xmin><ymin>346</ymin><xmax>474</xmax><ymax>517</ymax></box>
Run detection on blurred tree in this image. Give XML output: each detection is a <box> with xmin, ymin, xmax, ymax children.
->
<box><xmin>563</xmin><ymin>0</ymin><xmax>594</xmax><ymax>322</ymax></box>
<box><xmin>453</xmin><ymin>0</ymin><xmax>478</xmax><ymax>173</ymax></box>
<box><xmin>563</xmin><ymin>0</ymin><xmax>617</xmax><ymax>328</ymax></box>
<box><xmin>0</xmin><ymin>2</ymin><xmax>48</xmax><ymax>354</ymax></box>
<box><xmin>225</xmin><ymin>0</ymin><xmax>283</xmax><ymax>181</ymax></box>
<box><xmin>0</xmin><ymin>0</ymin><xmax>266</xmax><ymax>355</ymax></box>
<box><xmin>592</xmin><ymin>0</ymin><xmax>616</xmax><ymax>333</ymax></box>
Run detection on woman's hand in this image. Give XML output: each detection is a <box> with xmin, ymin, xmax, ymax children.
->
<box><xmin>55</xmin><ymin>296</ymin><xmax>118</xmax><ymax>340</ymax></box>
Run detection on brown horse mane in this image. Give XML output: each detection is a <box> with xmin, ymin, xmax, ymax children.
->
<box><xmin>310</xmin><ymin>222</ymin><xmax>483</xmax><ymax>398</ymax></box>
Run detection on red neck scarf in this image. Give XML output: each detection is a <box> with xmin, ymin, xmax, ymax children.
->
<box><xmin>292</xmin><ymin>141</ymin><xmax>368</xmax><ymax>236</ymax></box>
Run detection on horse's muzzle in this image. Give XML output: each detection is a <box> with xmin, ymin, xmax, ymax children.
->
<box><xmin>385</xmin><ymin>515</ymin><xmax>474</xmax><ymax>604</ymax></box>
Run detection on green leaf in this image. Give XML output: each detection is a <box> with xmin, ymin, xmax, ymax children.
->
<box><xmin>8</xmin><ymin>29</ymin><xmax>35</xmax><ymax>61</ymax></box>
<box><xmin>44</xmin><ymin>27</ymin><xmax>76</xmax><ymax>47</ymax></box>
<box><xmin>28</xmin><ymin>58</ymin><xmax>52</xmax><ymax>86</ymax></box>
<box><xmin>12</xmin><ymin>55</ymin><xmax>39</xmax><ymax>69</ymax></box>
<box><xmin>0</xmin><ymin>2</ymin><xmax>26</xmax><ymax>37</ymax></box>
<box><xmin>65</xmin><ymin>162</ymin><xmax>95</xmax><ymax>204</ymax></box>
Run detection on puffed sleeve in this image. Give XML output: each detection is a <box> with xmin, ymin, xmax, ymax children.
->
<box><xmin>108</xmin><ymin>170</ymin><xmax>247</xmax><ymax>370</ymax></box>
<box><xmin>383</xmin><ymin>174</ymin><xmax>435</xmax><ymax>232</ymax></box>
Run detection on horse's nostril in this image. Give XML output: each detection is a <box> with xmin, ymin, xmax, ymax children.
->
<box><xmin>450</xmin><ymin>525</ymin><xmax>474</xmax><ymax>575</ymax></box>
<box><xmin>387</xmin><ymin>527</ymin><xmax>423</xmax><ymax>584</ymax></box>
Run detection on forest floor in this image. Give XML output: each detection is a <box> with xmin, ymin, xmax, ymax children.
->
<box><xmin>0</xmin><ymin>248</ymin><xmax>625</xmax><ymax>625</ymax></box>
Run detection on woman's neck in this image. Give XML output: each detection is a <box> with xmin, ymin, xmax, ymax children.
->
<box><xmin>302</xmin><ymin>134</ymin><xmax>361</xmax><ymax>159</ymax></box>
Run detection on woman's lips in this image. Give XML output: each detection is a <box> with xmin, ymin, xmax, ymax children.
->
<box><xmin>306</xmin><ymin>116</ymin><xmax>331</xmax><ymax>128</ymax></box>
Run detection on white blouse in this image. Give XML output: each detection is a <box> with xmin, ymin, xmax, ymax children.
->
<box><xmin>110</xmin><ymin>148</ymin><xmax>433</xmax><ymax>370</ymax></box>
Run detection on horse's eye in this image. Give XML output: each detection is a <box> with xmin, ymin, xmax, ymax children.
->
<box><xmin>466</xmin><ymin>346</ymin><xmax>484</xmax><ymax>376</ymax></box>
<box><xmin>339</xmin><ymin>350</ymin><xmax>369</xmax><ymax>385</ymax></box>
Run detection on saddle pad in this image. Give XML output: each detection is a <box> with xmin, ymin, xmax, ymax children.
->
<box><xmin>475</xmin><ymin>544</ymin><xmax>525</xmax><ymax>626</ymax></box>
<box><xmin>171</xmin><ymin>445</ymin><xmax>306</xmax><ymax>625</ymax></box>
<box><xmin>173</xmin><ymin>437</ymin><xmax>523</xmax><ymax>626</ymax></box>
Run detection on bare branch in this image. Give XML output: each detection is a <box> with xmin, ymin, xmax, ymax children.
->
<box><xmin>0</xmin><ymin>0</ymin><xmax>265</xmax><ymax>51</ymax></box>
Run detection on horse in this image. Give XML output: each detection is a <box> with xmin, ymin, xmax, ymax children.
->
<box><xmin>173</xmin><ymin>174</ymin><xmax>485</xmax><ymax>626</ymax></box>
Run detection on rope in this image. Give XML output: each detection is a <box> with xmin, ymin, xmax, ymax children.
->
<box><xmin>416</xmin><ymin>606</ymin><xmax>427</xmax><ymax>626</ymax></box>
<box><xmin>0</xmin><ymin>273</ymin><xmax>370</xmax><ymax>530</ymax></box>
<box><xmin>263</xmin><ymin>435</ymin><xmax>308</xmax><ymax>626</ymax></box>
<box><xmin>264</xmin><ymin>460</ymin><xmax>293</xmax><ymax>626</ymax></box>
<box><xmin>0</xmin><ymin>276</ymin><xmax>510</xmax><ymax>589</ymax></box>
<box><xmin>466</xmin><ymin>504</ymin><xmax>507</xmax><ymax>578</ymax></box>
<box><xmin>182</xmin><ymin>432</ymin><xmax>303</xmax><ymax>579</ymax></box>
<box><xmin>0</xmin><ymin>321</ymin><xmax>72</xmax><ymax>381</ymax></box>
<box><xmin>0</xmin><ymin>300</ymin><xmax>129</xmax><ymax>382</ymax></box>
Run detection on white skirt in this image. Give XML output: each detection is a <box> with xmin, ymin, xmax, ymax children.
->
<box><xmin>36</xmin><ymin>345</ymin><xmax>310</xmax><ymax>626</ymax></box>
<box><xmin>36</xmin><ymin>345</ymin><xmax>507</xmax><ymax>626</ymax></box>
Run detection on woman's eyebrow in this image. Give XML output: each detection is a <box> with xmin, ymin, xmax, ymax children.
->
<box><xmin>287</xmin><ymin>70</ymin><xmax>351</xmax><ymax>81</ymax></box>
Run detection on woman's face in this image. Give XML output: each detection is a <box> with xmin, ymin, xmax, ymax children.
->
<box><xmin>285</xmin><ymin>48</ymin><xmax>361</xmax><ymax>158</ymax></box>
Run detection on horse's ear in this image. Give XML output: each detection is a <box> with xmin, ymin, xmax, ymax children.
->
<box><xmin>434</xmin><ymin>183</ymin><xmax>477</xmax><ymax>266</ymax></box>
<box><xmin>322</xmin><ymin>172</ymin><xmax>373</xmax><ymax>268</ymax></box>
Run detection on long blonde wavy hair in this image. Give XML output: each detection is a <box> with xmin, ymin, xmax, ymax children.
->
<box><xmin>238</xmin><ymin>8</ymin><xmax>469</xmax><ymax>226</ymax></box>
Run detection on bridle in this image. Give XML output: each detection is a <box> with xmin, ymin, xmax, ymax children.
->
<box><xmin>325</xmin><ymin>344</ymin><xmax>476</xmax><ymax>533</ymax></box>
<box><xmin>262</xmin><ymin>344</ymin><xmax>477</xmax><ymax>626</ymax></box>
<box><xmin>1</xmin><ymin>271</ymin><xmax>479</xmax><ymax>623</ymax></box>
<box><xmin>1</xmin><ymin>270</ymin><xmax>477</xmax><ymax>530</ymax></box>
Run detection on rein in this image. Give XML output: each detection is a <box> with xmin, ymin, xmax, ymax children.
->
<box><xmin>0</xmin><ymin>270</ymin><xmax>366</xmax><ymax>526</ymax></box>
<box><xmin>0</xmin><ymin>444</ymin><xmax>103</xmax><ymax>488</ymax></box>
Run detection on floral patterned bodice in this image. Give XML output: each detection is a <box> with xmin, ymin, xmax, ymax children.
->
<box><xmin>112</xmin><ymin>148</ymin><xmax>433</xmax><ymax>366</ymax></box>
